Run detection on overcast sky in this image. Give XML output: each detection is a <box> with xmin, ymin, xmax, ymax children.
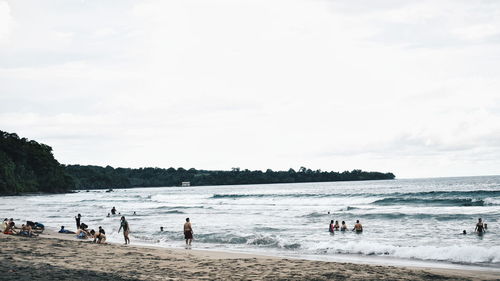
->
<box><xmin>1</xmin><ymin>0</ymin><xmax>500</xmax><ymax>178</ymax></box>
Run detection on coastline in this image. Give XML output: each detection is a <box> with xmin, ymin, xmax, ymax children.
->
<box><xmin>1</xmin><ymin>230</ymin><xmax>499</xmax><ymax>280</ymax></box>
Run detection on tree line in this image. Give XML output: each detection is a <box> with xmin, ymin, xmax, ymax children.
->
<box><xmin>0</xmin><ymin>130</ymin><xmax>395</xmax><ymax>194</ymax></box>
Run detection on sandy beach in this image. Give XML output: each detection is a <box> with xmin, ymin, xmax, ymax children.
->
<box><xmin>0</xmin><ymin>231</ymin><xmax>498</xmax><ymax>281</ymax></box>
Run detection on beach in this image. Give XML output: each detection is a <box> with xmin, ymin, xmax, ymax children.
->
<box><xmin>1</xmin><ymin>230</ymin><xmax>499</xmax><ymax>281</ymax></box>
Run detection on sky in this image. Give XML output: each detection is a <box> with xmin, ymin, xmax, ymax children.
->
<box><xmin>1</xmin><ymin>0</ymin><xmax>500</xmax><ymax>178</ymax></box>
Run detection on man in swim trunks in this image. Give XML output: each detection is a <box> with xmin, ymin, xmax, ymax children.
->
<box><xmin>352</xmin><ymin>220</ymin><xmax>363</xmax><ymax>233</ymax></box>
<box><xmin>475</xmin><ymin>218</ymin><xmax>485</xmax><ymax>233</ymax></box>
<box><xmin>118</xmin><ymin>216</ymin><xmax>130</xmax><ymax>244</ymax></box>
<box><xmin>184</xmin><ymin>218</ymin><xmax>193</xmax><ymax>248</ymax></box>
<box><xmin>340</xmin><ymin>221</ymin><xmax>347</xmax><ymax>231</ymax></box>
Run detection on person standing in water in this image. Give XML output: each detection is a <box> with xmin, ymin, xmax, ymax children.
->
<box><xmin>111</xmin><ymin>207</ymin><xmax>117</xmax><ymax>215</ymax></box>
<box><xmin>118</xmin><ymin>216</ymin><xmax>130</xmax><ymax>244</ymax></box>
<box><xmin>340</xmin><ymin>221</ymin><xmax>347</xmax><ymax>231</ymax></box>
<box><xmin>334</xmin><ymin>220</ymin><xmax>340</xmax><ymax>231</ymax></box>
<box><xmin>75</xmin><ymin>214</ymin><xmax>81</xmax><ymax>229</ymax></box>
<box><xmin>352</xmin><ymin>220</ymin><xmax>363</xmax><ymax>233</ymax></box>
<box><xmin>184</xmin><ymin>218</ymin><xmax>193</xmax><ymax>248</ymax></box>
<box><xmin>475</xmin><ymin>218</ymin><xmax>485</xmax><ymax>234</ymax></box>
<box><xmin>329</xmin><ymin>220</ymin><xmax>335</xmax><ymax>234</ymax></box>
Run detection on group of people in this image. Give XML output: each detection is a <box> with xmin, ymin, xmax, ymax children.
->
<box><xmin>59</xmin><ymin>213</ymin><xmax>107</xmax><ymax>244</ymax></box>
<box><xmin>2</xmin><ymin>218</ymin><xmax>44</xmax><ymax>237</ymax></box>
<box><xmin>329</xmin><ymin>219</ymin><xmax>363</xmax><ymax>234</ymax></box>
<box><xmin>463</xmin><ymin>218</ymin><xmax>488</xmax><ymax>235</ymax></box>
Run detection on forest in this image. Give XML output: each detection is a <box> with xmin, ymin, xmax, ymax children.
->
<box><xmin>65</xmin><ymin>165</ymin><xmax>395</xmax><ymax>190</ymax></box>
<box><xmin>0</xmin><ymin>130</ymin><xmax>395</xmax><ymax>193</ymax></box>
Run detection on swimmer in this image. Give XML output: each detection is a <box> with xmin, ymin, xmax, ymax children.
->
<box><xmin>334</xmin><ymin>220</ymin><xmax>340</xmax><ymax>231</ymax></box>
<box><xmin>160</xmin><ymin>227</ymin><xmax>164</xmax><ymax>232</ymax></box>
<box><xmin>111</xmin><ymin>207</ymin><xmax>117</xmax><ymax>215</ymax></box>
<box><xmin>475</xmin><ymin>218</ymin><xmax>485</xmax><ymax>234</ymax></box>
<box><xmin>352</xmin><ymin>220</ymin><xmax>363</xmax><ymax>233</ymax></box>
<box><xmin>329</xmin><ymin>220</ymin><xmax>335</xmax><ymax>233</ymax></box>
<box><xmin>340</xmin><ymin>221</ymin><xmax>347</xmax><ymax>231</ymax></box>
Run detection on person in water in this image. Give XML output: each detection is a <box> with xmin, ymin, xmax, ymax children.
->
<box><xmin>111</xmin><ymin>207</ymin><xmax>117</xmax><ymax>215</ymax></box>
<box><xmin>160</xmin><ymin>227</ymin><xmax>164</xmax><ymax>232</ymax></box>
<box><xmin>352</xmin><ymin>220</ymin><xmax>363</xmax><ymax>233</ymax></box>
<box><xmin>340</xmin><ymin>221</ymin><xmax>347</xmax><ymax>231</ymax></box>
<box><xmin>475</xmin><ymin>218</ymin><xmax>485</xmax><ymax>233</ymax></box>
<box><xmin>118</xmin><ymin>216</ymin><xmax>130</xmax><ymax>244</ymax></box>
<box><xmin>463</xmin><ymin>230</ymin><xmax>467</xmax><ymax>235</ymax></box>
<box><xmin>184</xmin><ymin>218</ymin><xmax>193</xmax><ymax>248</ymax></box>
<box><xmin>75</xmin><ymin>214</ymin><xmax>81</xmax><ymax>229</ymax></box>
<box><xmin>107</xmin><ymin>213</ymin><xmax>110</xmax><ymax>217</ymax></box>
<box><xmin>98</xmin><ymin>226</ymin><xmax>105</xmax><ymax>235</ymax></box>
<box><xmin>329</xmin><ymin>220</ymin><xmax>335</xmax><ymax>233</ymax></box>
<box><xmin>334</xmin><ymin>220</ymin><xmax>340</xmax><ymax>231</ymax></box>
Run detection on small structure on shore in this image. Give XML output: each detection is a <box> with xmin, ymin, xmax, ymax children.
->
<box><xmin>181</xmin><ymin>182</ymin><xmax>190</xmax><ymax>187</ymax></box>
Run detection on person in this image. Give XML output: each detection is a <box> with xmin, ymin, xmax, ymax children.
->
<box><xmin>463</xmin><ymin>230</ymin><xmax>467</xmax><ymax>235</ymax></box>
<box><xmin>334</xmin><ymin>220</ymin><xmax>340</xmax><ymax>231</ymax></box>
<box><xmin>58</xmin><ymin>226</ymin><xmax>75</xmax><ymax>234</ymax></box>
<box><xmin>3</xmin><ymin>219</ymin><xmax>16</xmax><ymax>235</ymax></box>
<box><xmin>94</xmin><ymin>231</ymin><xmax>106</xmax><ymax>244</ymax></box>
<box><xmin>111</xmin><ymin>207</ymin><xmax>117</xmax><ymax>215</ymax></box>
<box><xmin>352</xmin><ymin>220</ymin><xmax>363</xmax><ymax>233</ymax></box>
<box><xmin>118</xmin><ymin>216</ymin><xmax>130</xmax><ymax>244</ymax></box>
<box><xmin>340</xmin><ymin>221</ymin><xmax>347</xmax><ymax>231</ymax></box>
<box><xmin>160</xmin><ymin>227</ymin><xmax>164</xmax><ymax>232</ymax></box>
<box><xmin>19</xmin><ymin>224</ymin><xmax>34</xmax><ymax>237</ymax></box>
<box><xmin>98</xmin><ymin>226</ymin><xmax>105</xmax><ymax>235</ymax></box>
<box><xmin>484</xmin><ymin>223</ymin><xmax>488</xmax><ymax>230</ymax></box>
<box><xmin>133</xmin><ymin>211</ymin><xmax>136</xmax><ymax>216</ymax></box>
<box><xmin>329</xmin><ymin>220</ymin><xmax>335</xmax><ymax>233</ymax></box>
<box><xmin>2</xmin><ymin>218</ymin><xmax>8</xmax><ymax>231</ymax></box>
<box><xmin>184</xmin><ymin>218</ymin><xmax>193</xmax><ymax>248</ymax></box>
<box><xmin>75</xmin><ymin>228</ymin><xmax>88</xmax><ymax>239</ymax></box>
<box><xmin>475</xmin><ymin>218</ymin><xmax>485</xmax><ymax>234</ymax></box>
<box><xmin>107</xmin><ymin>213</ymin><xmax>110</xmax><ymax>218</ymax></box>
<box><xmin>75</xmin><ymin>214</ymin><xmax>81</xmax><ymax>229</ymax></box>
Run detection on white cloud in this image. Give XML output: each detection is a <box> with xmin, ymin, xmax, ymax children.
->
<box><xmin>1</xmin><ymin>0</ymin><xmax>500</xmax><ymax>178</ymax></box>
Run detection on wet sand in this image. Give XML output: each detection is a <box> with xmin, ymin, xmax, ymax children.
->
<box><xmin>1</xmin><ymin>231</ymin><xmax>499</xmax><ymax>281</ymax></box>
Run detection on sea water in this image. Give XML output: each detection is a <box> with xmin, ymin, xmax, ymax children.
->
<box><xmin>1</xmin><ymin>176</ymin><xmax>499</xmax><ymax>267</ymax></box>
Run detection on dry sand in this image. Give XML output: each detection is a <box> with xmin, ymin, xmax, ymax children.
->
<box><xmin>1</xmin><ymin>231</ymin><xmax>499</xmax><ymax>281</ymax></box>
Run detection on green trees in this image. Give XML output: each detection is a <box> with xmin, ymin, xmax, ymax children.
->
<box><xmin>64</xmin><ymin>165</ymin><xmax>395</xmax><ymax>189</ymax></box>
<box><xmin>0</xmin><ymin>131</ymin><xmax>74</xmax><ymax>194</ymax></box>
<box><xmin>0</xmin><ymin>130</ymin><xmax>395</xmax><ymax>193</ymax></box>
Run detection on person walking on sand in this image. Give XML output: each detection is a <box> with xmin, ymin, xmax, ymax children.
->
<box><xmin>184</xmin><ymin>218</ymin><xmax>193</xmax><ymax>248</ymax></box>
<box><xmin>118</xmin><ymin>216</ymin><xmax>130</xmax><ymax>244</ymax></box>
<box><xmin>75</xmin><ymin>214</ymin><xmax>81</xmax><ymax>229</ymax></box>
<box><xmin>352</xmin><ymin>220</ymin><xmax>363</xmax><ymax>233</ymax></box>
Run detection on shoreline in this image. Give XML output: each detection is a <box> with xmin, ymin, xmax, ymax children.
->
<box><xmin>1</xmin><ymin>230</ymin><xmax>498</xmax><ymax>280</ymax></box>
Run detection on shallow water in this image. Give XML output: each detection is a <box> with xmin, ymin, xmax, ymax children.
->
<box><xmin>1</xmin><ymin>176</ymin><xmax>499</xmax><ymax>266</ymax></box>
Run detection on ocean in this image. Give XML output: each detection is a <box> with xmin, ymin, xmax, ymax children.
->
<box><xmin>1</xmin><ymin>176</ymin><xmax>499</xmax><ymax>268</ymax></box>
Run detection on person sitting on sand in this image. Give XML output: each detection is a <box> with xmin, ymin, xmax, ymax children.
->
<box><xmin>184</xmin><ymin>218</ymin><xmax>193</xmax><ymax>248</ymax></box>
<box><xmin>94</xmin><ymin>228</ymin><xmax>106</xmax><ymax>244</ymax></box>
<box><xmin>329</xmin><ymin>220</ymin><xmax>335</xmax><ymax>233</ymax></box>
<box><xmin>475</xmin><ymin>218</ymin><xmax>485</xmax><ymax>233</ymax></box>
<box><xmin>18</xmin><ymin>224</ymin><xmax>36</xmax><ymax>237</ymax></box>
<box><xmin>118</xmin><ymin>216</ymin><xmax>130</xmax><ymax>245</ymax></box>
<box><xmin>352</xmin><ymin>220</ymin><xmax>363</xmax><ymax>233</ymax></box>
<box><xmin>334</xmin><ymin>220</ymin><xmax>340</xmax><ymax>231</ymax></box>
<box><xmin>58</xmin><ymin>226</ymin><xmax>75</xmax><ymax>234</ymax></box>
<box><xmin>75</xmin><ymin>228</ymin><xmax>88</xmax><ymax>239</ymax></box>
<box><xmin>340</xmin><ymin>221</ymin><xmax>347</xmax><ymax>231</ymax></box>
<box><xmin>4</xmin><ymin>219</ymin><xmax>18</xmax><ymax>235</ymax></box>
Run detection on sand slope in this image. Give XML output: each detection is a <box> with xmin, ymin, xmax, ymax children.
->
<box><xmin>0</xmin><ymin>233</ymin><xmax>498</xmax><ymax>281</ymax></box>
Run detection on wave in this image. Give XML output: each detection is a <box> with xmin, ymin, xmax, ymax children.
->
<box><xmin>317</xmin><ymin>241</ymin><xmax>500</xmax><ymax>264</ymax></box>
<box><xmin>372</xmin><ymin>198</ymin><xmax>486</xmax><ymax>206</ymax></box>
<box><xmin>338</xmin><ymin>212</ymin><xmax>478</xmax><ymax>221</ymax></box>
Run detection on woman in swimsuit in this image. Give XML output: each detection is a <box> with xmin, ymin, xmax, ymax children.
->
<box><xmin>329</xmin><ymin>220</ymin><xmax>335</xmax><ymax>233</ymax></box>
<box><xmin>334</xmin><ymin>220</ymin><xmax>340</xmax><ymax>231</ymax></box>
<box><xmin>475</xmin><ymin>218</ymin><xmax>485</xmax><ymax>234</ymax></box>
